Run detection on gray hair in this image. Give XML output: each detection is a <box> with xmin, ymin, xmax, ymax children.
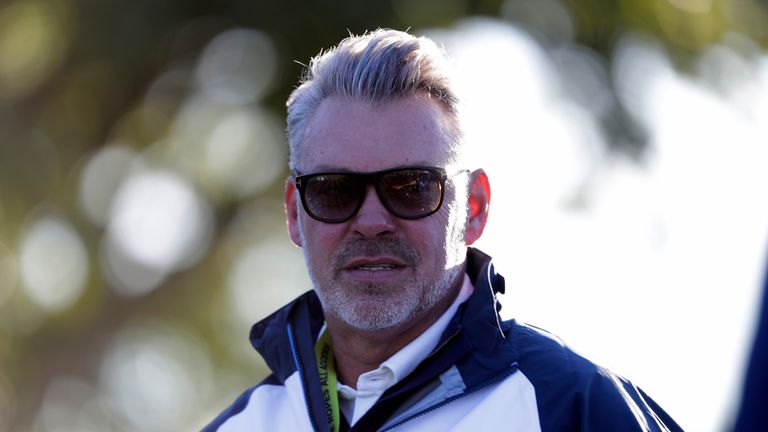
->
<box><xmin>285</xmin><ymin>29</ymin><xmax>463</xmax><ymax>172</ymax></box>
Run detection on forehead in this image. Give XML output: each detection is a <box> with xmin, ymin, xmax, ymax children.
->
<box><xmin>297</xmin><ymin>94</ymin><xmax>455</xmax><ymax>173</ymax></box>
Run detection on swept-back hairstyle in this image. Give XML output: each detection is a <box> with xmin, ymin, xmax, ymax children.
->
<box><xmin>285</xmin><ymin>29</ymin><xmax>462</xmax><ymax>171</ymax></box>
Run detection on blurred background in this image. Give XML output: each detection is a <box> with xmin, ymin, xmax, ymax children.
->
<box><xmin>1</xmin><ymin>0</ymin><xmax>767</xmax><ymax>430</ymax></box>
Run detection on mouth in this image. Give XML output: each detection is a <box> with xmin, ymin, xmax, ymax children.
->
<box><xmin>342</xmin><ymin>257</ymin><xmax>408</xmax><ymax>279</ymax></box>
<box><xmin>354</xmin><ymin>263</ymin><xmax>399</xmax><ymax>271</ymax></box>
<box><xmin>346</xmin><ymin>257</ymin><xmax>406</xmax><ymax>269</ymax></box>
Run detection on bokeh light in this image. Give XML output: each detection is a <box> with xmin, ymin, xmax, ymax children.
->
<box><xmin>430</xmin><ymin>19</ymin><xmax>768</xmax><ymax>431</ymax></box>
<box><xmin>612</xmin><ymin>34</ymin><xmax>675</xmax><ymax>132</ymax></box>
<box><xmin>666</xmin><ymin>0</ymin><xmax>714</xmax><ymax>14</ymax></box>
<box><xmin>228</xmin><ymin>237</ymin><xmax>310</xmax><ymax>329</ymax></box>
<box><xmin>722</xmin><ymin>0</ymin><xmax>768</xmax><ymax>38</ymax></box>
<box><xmin>34</xmin><ymin>376</ymin><xmax>112</xmax><ymax>432</ymax></box>
<box><xmin>78</xmin><ymin>145</ymin><xmax>137</xmax><ymax>227</ymax></box>
<box><xmin>156</xmin><ymin>27</ymin><xmax>286</xmax><ymax>201</ymax></box>
<box><xmin>654</xmin><ymin>0</ymin><xmax>722</xmax><ymax>49</ymax></box>
<box><xmin>140</xmin><ymin>68</ymin><xmax>193</xmax><ymax>141</ymax></box>
<box><xmin>0</xmin><ymin>0</ymin><xmax>72</xmax><ymax>102</ymax></box>
<box><xmin>99</xmin><ymin>237</ymin><xmax>169</xmax><ymax>298</ymax></box>
<box><xmin>166</xmin><ymin>94</ymin><xmax>286</xmax><ymax>200</ymax></box>
<box><xmin>434</xmin><ymin>19</ymin><xmax>603</xmax><ymax>208</ymax></box>
<box><xmin>549</xmin><ymin>45</ymin><xmax>612</xmax><ymax>117</ymax></box>
<box><xmin>104</xmin><ymin>169</ymin><xmax>214</xmax><ymax>295</ymax></box>
<box><xmin>99</xmin><ymin>320</ymin><xmax>213</xmax><ymax>432</ymax></box>
<box><xmin>195</xmin><ymin>28</ymin><xmax>278</xmax><ymax>106</ymax></box>
<box><xmin>205</xmin><ymin>108</ymin><xmax>286</xmax><ymax>197</ymax></box>
<box><xmin>18</xmin><ymin>216</ymin><xmax>89</xmax><ymax>313</ymax></box>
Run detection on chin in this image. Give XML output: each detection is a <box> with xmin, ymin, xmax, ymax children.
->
<box><xmin>336</xmin><ymin>297</ymin><xmax>419</xmax><ymax>331</ymax></box>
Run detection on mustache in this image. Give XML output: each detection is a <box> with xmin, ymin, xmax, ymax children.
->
<box><xmin>331</xmin><ymin>238</ymin><xmax>421</xmax><ymax>271</ymax></box>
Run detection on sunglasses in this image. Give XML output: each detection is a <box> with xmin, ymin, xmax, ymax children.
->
<box><xmin>294</xmin><ymin>166</ymin><xmax>467</xmax><ymax>223</ymax></box>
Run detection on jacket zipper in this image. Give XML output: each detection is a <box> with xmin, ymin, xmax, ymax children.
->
<box><xmin>287</xmin><ymin>321</ymin><xmax>322</xmax><ymax>432</ymax></box>
<box><xmin>379</xmin><ymin>365</ymin><xmax>517</xmax><ymax>431</ymax></box>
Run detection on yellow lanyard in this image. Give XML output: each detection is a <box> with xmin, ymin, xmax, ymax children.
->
<box><xmin>315</xmin><ymin>329</ymin><xmax>340</xmax><ymax>432</ymax></box>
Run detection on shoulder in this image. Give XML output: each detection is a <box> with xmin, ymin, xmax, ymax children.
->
<box><xmin>506</xmin><ymin>321</ymin><xmax>599</xmax><ymax>381</ymax></box>
<box><xmin>505</xmin><ymin>321</ymin><xmax>683</xmax><ymax>431</ymax></box>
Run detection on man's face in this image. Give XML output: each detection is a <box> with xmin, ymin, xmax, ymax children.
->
<box><xmin>285</xmin><ymin>94</ymin><xmax>470</xmax><ymax>331</ymax></box>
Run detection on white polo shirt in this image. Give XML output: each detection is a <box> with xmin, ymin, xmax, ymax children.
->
<box><xmin>329</xmin><ymin>274</ymin><xmax>475</xmax><ymax>425</ymax></box>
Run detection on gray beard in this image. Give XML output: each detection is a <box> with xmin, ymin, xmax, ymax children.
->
<box><xmin>306</xmin><ymin>237</ymin><xmax>463</xmax><ymax>331</ymax></box>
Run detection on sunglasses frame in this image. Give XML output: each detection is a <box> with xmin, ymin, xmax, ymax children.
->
<box><xmin>294</xmin><ymin>166</ymin><xmax>460</xmax><ymax>223</ymax></box>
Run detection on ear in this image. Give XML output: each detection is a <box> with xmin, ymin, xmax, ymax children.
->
<box><xmin>465</xmin><ymin>169</ymin><xmax>490</xmax><ymax>245</ymax></box>
<box><xmin>285</xmin><ymin>176</ymin><xmax>303</xmax><ymax>247</ymax></box>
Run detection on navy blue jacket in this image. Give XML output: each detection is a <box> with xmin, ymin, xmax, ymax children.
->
<box><xmin>205</xmin><ymin>248</ymin><xmax>683</xmax><ymax>431</ymax></box>
<box><xmin>733</xmin><ymin>250</ymin><xmax>768</xmax><ymax>431</ymax></box>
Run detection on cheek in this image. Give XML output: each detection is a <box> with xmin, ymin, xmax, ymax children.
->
<box><xmin>411</xmin><ymin>219</ymin><xmax>452</xmax><ymax>263</ymax></box>
<box><xmin>299</xmin><ymin>215</ymin><xmax>344</xmax><ymax>259</ymax></box>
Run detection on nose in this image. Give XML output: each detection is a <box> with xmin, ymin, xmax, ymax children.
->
<box><xmin>350</xmin><ymin>185</ymin><xmax>396</xmax><ymax>237</ymax></box>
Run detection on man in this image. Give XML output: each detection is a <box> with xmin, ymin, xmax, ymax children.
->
<box><xmin>206</xmin><ymin>29</ymin><xmax>682</xmax><ymax>431</ymax></box>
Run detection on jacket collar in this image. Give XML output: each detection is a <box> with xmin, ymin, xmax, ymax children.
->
<box><xmin>249</xmin><ymin>247</ymin><xmax>514</xmax><ymax>384</ymax></box>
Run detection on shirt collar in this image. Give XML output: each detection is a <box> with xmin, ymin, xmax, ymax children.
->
<box><xmin>333</xmin><ymin>273</ymin><xmax>475</xmax><ymax>424</ymax></box>
<box><xmin>379</xmin><ymin>272</ymin><xmax>474</xmax><ymax>383</ymax></box>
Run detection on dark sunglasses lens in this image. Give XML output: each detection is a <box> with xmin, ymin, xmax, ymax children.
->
<box><xmin>303</xmin><ymin>174</ymin><xmax>364</xmax><ymax>221</ymax></box>
<box><xmin>379</xmin><ymin>169</ymin><xmax>442</xmax><ymax>218</ymax></box>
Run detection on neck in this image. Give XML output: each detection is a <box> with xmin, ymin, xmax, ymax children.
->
<box><xmin>324</xmin><ymin>282</ymin><xmax>461</xmax><ymax>389</ymax></box>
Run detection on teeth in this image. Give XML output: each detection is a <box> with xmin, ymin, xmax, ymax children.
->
<box><xmin>357</xmin><ymin>264</ymin><xmax>396</xmax><ymax>271</ymax></box>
